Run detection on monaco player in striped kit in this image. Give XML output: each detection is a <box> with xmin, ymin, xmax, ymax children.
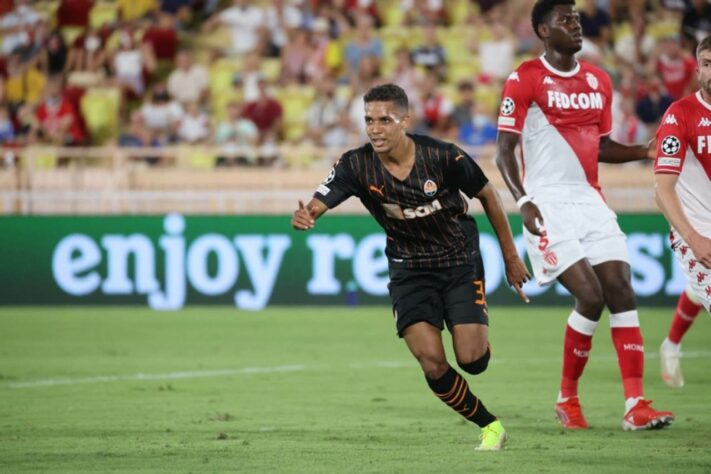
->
<box><xmin>494</xmin><ymin>0</ymin><xmax>674</xmax><ymax>430</ymax></box>
<box><xmin>655</xmin><ymin>35</ymin><xmax>711</xmax><ymax>389</ymax></box>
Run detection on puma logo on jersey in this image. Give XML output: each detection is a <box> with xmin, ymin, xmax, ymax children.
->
<box><xmin>664</xmin><ymin>114</ymin><xmax>678</xmax><ymax>125</ymax></box>
<box><xmin>368</xmin><ymin>184</ymin><xmax>385</xmax><ymax>197</ymax></box>
<box><xmin>699</xmin><ymin>117</ymin><xmax>711</xmax><ymax>127</ymax></box>
<box><xmin>543</xmin><ymin>76</ymin><xmax>555</xmax><ymax>85</ymax></box>
<box><xmin>547</xmin><ymin>91</ymin><xmax>603</xmax><ymax>110</ymax></box>
<box><xmin>381</xmin><ymin>200</ymin><xmax>442</xmax><ymax>220</ymax></box>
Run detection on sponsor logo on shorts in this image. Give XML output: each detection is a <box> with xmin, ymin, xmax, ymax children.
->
<box><xmin>657</xmin><ymin>156</ymin><xmax>681</xmax><ymax>168</ymax></box>
<box><xmin>543</xmin><ymin>250</ymin><xmax>558</xmax><ymax>267</ymax></box>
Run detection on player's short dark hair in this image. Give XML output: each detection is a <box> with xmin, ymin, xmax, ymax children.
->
<box><xmin>363</xmin><ymin>83</ymin><xmax>409</xmax><ymax>113</ymax></box>
<box><xmin>697</xmin><ymin>36</ymin><xmax>711</xmax><ymax>58</ymax></box>
<box><xmin>531</xmin><ymin>0</ymin><xmax>575</xmax><ymax>39</ymax></box>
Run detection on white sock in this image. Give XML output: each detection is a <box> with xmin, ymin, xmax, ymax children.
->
<box><xmin>662</xmin><ymin>337</ymin><xmax>681</xmax><ymax>352</ymax></box>
<box><xmin>557</xmin><ymin>392</ymin><xmax>575</xmax><ymax>403</ymax></box>
<box><xmin>625</xmin><ymin>396</ymin><xmax>643</xmax><ymax>414</ymax></box>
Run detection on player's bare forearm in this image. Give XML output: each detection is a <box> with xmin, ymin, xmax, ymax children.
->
<box><xmin>598</xmin><ymin>136</ymin><xmax>648</xmax><ymax>163</ymax></box>
<box><xmin>494</xmin><ymin>132</ymin><xmax>527</xmax><ymax>201</ymax></box>
<box><xmin>654</xmin><ymin>173</ymin><xmax>699</xmax><ymax>243</ymax></box>
<box><xmin>477</xmin><ymin>183</ymin><xmax>518</xmax><ymax>260</ymax></box>
<box><xmin>291</xmin><ymin>198</ymin><xmax>328</xmax><ymax>230</ymax></box>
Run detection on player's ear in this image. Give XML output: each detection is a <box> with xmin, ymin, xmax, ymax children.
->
<box><xmin>537</xmin><ymin>23</ymin><xmax>549</xmax><ymax>40</ymax></box>
<box><xmin>400</xmin><ymin>111</ymin><xmax>411</xmax><ymax>129</ymax></box>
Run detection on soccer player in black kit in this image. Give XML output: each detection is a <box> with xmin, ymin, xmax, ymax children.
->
<box><xmin>292</xmin><ymin>84</ymin><xmax>530</xmax><ymax>451</ymax></box>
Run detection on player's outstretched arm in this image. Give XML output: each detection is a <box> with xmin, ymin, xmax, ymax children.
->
<box><xmin>598</xmin><ymin>136</ymin><xmax>650</xmax><ymax>163</ymax></box>
<box><xmin>655</xmin><ymin>173</ymin><xmax>711</xmax><ymax>268</ymax></box>
<box><xmin>494</xmin><ymin>131</ymin><xmax>544</xmax><ymax>236</ymax></box>
<box><xmin>476</xmin><ymin>183</ymin><xmax>532</xmax><ymax>302</ymax></box>
<box><xmin>291</xmin><ymin>198</ymin><xmax>328</xmax><ymax>231</ymax></box>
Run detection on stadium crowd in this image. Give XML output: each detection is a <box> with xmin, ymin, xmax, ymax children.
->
<box><xmin>0</xmin><ymin>0</ymin><xmax>708</xmax><ymax>167</ymax></box>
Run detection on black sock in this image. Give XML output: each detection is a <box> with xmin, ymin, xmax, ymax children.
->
<box><xmin>426</xmin><ymin>365</ymin><xmax>496</xmax><ymax>428</ymax></box>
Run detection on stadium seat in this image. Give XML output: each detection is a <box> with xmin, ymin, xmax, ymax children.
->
<box><xmin>80</xmin><ymin>87</ymin><xmax>121</xmax><ymax>144</ymax></box>
<box><xmin>276</xmin><ymin>85</ymin><xmax>316</xmax><ymax>142</ymax></box>
<box><xmin>447</xmin><ymin>59</ymin><xmax>480</xmax><ymax>84</ymax></box>
<box><xmin>446</xmin><ymin>0</ymin><xmax>478</xmax><ymax>25</ymax></box>
<box><xmin>185</xmin><ymin>149</ymin><xmax>217</xmax><ymax>169</ymax></box>
<box><xmin>90</xmin><ymin>2</ymin><xmax>118</xmax><ymax>29</ymax></box>
<box><xmin>378</xmin><ymin>0</ymin><xmax>404</xmax><ymax>27</ymax></box>
<box><xmin>261</xmin><ymin>58</ymin><xmax>282</xmax><ymax>83</ymax></box>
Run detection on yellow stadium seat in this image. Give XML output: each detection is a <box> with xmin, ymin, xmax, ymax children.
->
<box><xmin>379</xmin><ymin>0</ymin><xmax>404</xmax><ymax>27</ymax></box>
<box><xmin>80</xmin><ymin>87</ymin><xmax>121</xmax><ymax>144</ymax></box>
<box><xmin>446</xmin><ymin>0</ymin><xmax>478</xmax><ymax>25</ymax></box>
<box><xmin>261</xmin><ymin>58</ymin><xmax>282</xmax><ymax>83</ymax></box>
<box><xmin>186</xmin><ymin>150</ymin><xmax>216</xmax><ymax>168</ymax></box>
<box><xmin>90</xmin><ymin>2</ymin><xmax>118</xmax><ymax>28</ymax></box>
<box><xmin>475</xmin><ymin>84</ymin><xmax>500</xmax><ymax>116</ymax></box>
<box><xmin>28</xmin><ymin>148</ymin><xmax>58</xmax><ymax>170</ymax></box>
<box><xmin>447</xmin><ymin>59</ymin><xmax>480</xmax><ymax>84</ymax></box>
<box><xmin>209</xmin><ymin>58</ymin><xmax>241</xmax><ymax>97</ymax></box>
<box><xmin>276</xmin><ymin>85</ymin><xmax>315</xmax><ymax>142</ymax></box>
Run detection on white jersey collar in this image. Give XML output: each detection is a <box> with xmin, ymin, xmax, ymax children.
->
<box><xmin>540</xmin><ymin>54</ymin><xmax>580</xmax><ymax>78</ymax></box>
<box><xmin>695</xmin><ymin>90</ymin><xmax>711</xmax><ymax>112</ymax></box>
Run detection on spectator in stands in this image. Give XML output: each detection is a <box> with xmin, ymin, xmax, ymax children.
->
<box><xmin>635</xmin><ymin>75</ymin><xmax>674</xmax><ymax>132</ymax></box>
<box><xmin>611</xmin><ymin>94</ymin><xmax>646</xmax><ymax>146</ymax></box>
<box><xmin>176</xmin><ymin>101</ymin><xmax>210</xmax><ymax>144</ymax></box>
<box><xmin>346</xmin><ymin>53</ymin><xmax>383</xmax><ymax>144</ymax></box>
<box><xmin>305</xmin><ymin>76</ymin><xmax>348</xmax><ymax>148</ymax></box>
<box><xmin>411</xmin><ymin>22</ymin><xmax>446</xmax><ymax>81</ymax></box>
<box><xmin>0</xmin><ymin>0</ymin><xmax>41</xmax><ymax>56</ymax></box>
<box><xmin>477</xmin><ymin>20</ymin><xmax>516</xmax><ymax>82</ymax></box>
<box><xmin>4</xmin><ymin>52</ymin><xmax>46</xmax><ymax>112</ymax></box>
<box><xmin>31</xmin><ymin>75</ymin><xmax>86</xmax><ymax>146</ymax></box>
<box><xmin>303</xmin><ymin>17</ymin><xmax>343</xmax><ymax>83</ymax></box>
<box><xmin>167</xmin><ymin>50</ymin><xmax>209</xmax><ymax>106</ymax></box>
<box><xmin>57</xmin><ymin>0</ymin><xmax>94</xmax><ymax>29</ymax></box>
<box><xmin>143</xmin><ymin>11</ymin><xmax>179</xmax><ymax>62</ymax></box>
<box><xmin>264</xmin><ymin>0</ymin><xmax>304</xmax><ymax>58</ymax></box>
<box><xmin>343</xmin><ymin>14</ymin><xmax>382</xmax><ymax>82</ymax></box>
<box><xmin>234</xmin><ymin>51</ymin><xmax>263</xmax><ymax>103</ymax></box>
<box><xmin>203</xmin><ymin>0</ymin><xmax>265</xmax><ymax>57</ymax></box>
<box><xmin>402</xmin><ymin>0</ymin><xmax>447</xmax><ymax>27</ymax></box>
<box><xmin>242</xmin><ymin>76</ymin><xmax>283</xmax><ymax>166</ymax></box>
<box><xmin>0</xmin><ymin>104</ymin><xmax>15</xmax><ymax>144</ymax></box>
<box><xmin>650</xmin><ymin>34</ymin><xmax>696</xmax><ymax>100</ymax></box>
<box><xmin>64</xmin><ymin>28</ymin><xmax>109</xmax><ymax>77</ymax></box>
<box><xmin>39</xmin><ymin>30</ymin><xmax>69</xmax><ymax>76</ymax></box>
<box><xmin>681</xmin><ymin>0</ymin><xmax>711</xmax><ymax>49</ymax></box>
<box><xmin>140</xmin><ymin>82</ymin><xmax>183</xmax><ymax>144</ymax></box>
<box><xmin>614</xmin><ymin>14</ymin><xmax>655</xmax><ymax>69</ymax></box>
<box><xmin>449</xmin><ymin>80</ymin><xmax>496</xmax><ymax>146</ymax></box>
<box><xmin>111</xmin><ymin>27</ymin><xmax>156</xmax><ymax>98</ymax></box>
<box><xmin>160</xmin><ymin>0</ymin><xmax>193</xmax><ymax>25</ymax></box>
<box><xmin>412</xmin><ymin>70</ymin><xmax>453</xmax><ymax>135</ymax></box>
<box><xmin>280</xmin><ymin>28</ymin><xmax>312</xmax><ymax>85</ymax></box>
<box><xmin>579</xmin><ymin>0</ymin><xmax>612</xmax><ymax>48</ymax></box>
<box><xmin>215</xmin><ymin>100</ymin><xmax>259</xmax><ymax>166</ymax></box>
<box><xmin>118</xmin><ymin>110</ymin><xmax>162</xmax><ymax>165</ymax></box>
<box><xmin>388</xmin><ymin>46</ymin><xmax>424</xmax><ymax>97</ymax></box>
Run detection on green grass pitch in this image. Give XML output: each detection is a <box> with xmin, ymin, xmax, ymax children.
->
<box><xmin>0</xmin><ymin>306</ymin><xmax>710</xmax><ymax>473</ymax></box>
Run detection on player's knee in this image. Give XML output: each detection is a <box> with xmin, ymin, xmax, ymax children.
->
<box><xmin>603</xmin><ymin>277</ymin><xmax>635</xmax><ymax>307</ymax></box>
<box><xmin>416</xmin><ymin>355</ymin><xmax>449</xmax><ymax>380</ymax></box>
<box><xmin>577</xmin><ymin>286</ymin><xmax>605</xmax><ymax>316</ymax></box>
<box><xmin>457</xmin><ymin>349</ymin><xmax>490</xmax><ymax>375</ymax></box>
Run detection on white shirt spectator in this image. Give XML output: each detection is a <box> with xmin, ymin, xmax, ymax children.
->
<box><xmin>168</xmin><ymin>65</ymin><xmax>209</xmax><ymax>105</ymax></box>
<box><xmin>219</xmin><ymin>4</ymin><xmax>264</xmax><ymax>56</ymax></box>
<box><xmin>1</xmin><ymin>3</ymin><xmax>41</xmax><ymax>54</ymax></box>
<box><xmin>264</xmin><ymin>3</ymin><xmax>303</xmax><ymax>50</ymax></box>
<box><xmin>141</xmin><ymin>101</ymin><xmax>184</xmax><ymax>132</ymax></box>
<box><xmin>177</xmin><ymin>111</ymin><xmax>210</xmax><ymax>143</ymax></box>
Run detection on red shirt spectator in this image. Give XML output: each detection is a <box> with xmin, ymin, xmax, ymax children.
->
<box><xmin>35</xmin><ymin>78</ymin><xmax>86</xmax><ymax>145</ymax></box>
<box><xmin>655</xmin><ymin>37</ymin><xmax>697</xmax><ymax>100</ymax></box>
<box><xmin>57</xmin><ymin>0</ymin><xmax>94</xmax><ymax>28</ymax></box>
<box><xmin>142</xmin><ymin>12</ymin><xmax>178</xmax><ymax>61</ymax></box>
<box><xmin>241</xmin><ymin>79</ymin><xmax>283</xmax><ymax>140</ymax></box>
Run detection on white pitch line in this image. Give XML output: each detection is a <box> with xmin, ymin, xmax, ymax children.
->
<box><xmin>6</xmin><ymin>351</ymin><xmax>711</xmax><ymax>390</ymax></box>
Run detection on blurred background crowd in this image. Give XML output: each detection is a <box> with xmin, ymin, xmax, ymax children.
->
<box><xmin>0</xmin><ymin>0</ymin><xmax>708</xmax><ymax>168</ymax></box>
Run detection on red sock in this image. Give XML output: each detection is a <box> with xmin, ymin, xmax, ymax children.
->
<box><xmin>668</xmin><ymin>290</ymin><xmax>703</xmax><ymax>344</ymax></box>
<box><xmin>560</xmin><ymin>311</ymin><xmax>597</xmax><ymax>399</ymax></box>
<box><xmin>610</xmin><ymin>311</ymin><xmax>644</xmax><ymax>400</ymax></box>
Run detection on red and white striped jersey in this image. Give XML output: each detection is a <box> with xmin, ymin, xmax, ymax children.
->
<box><xmin>655</xmin><ymin>91</ymin><xmax>711</xmax><ymax>238</ymax></box>
<box><xmin>497</xmin><ymin>56</ymin><xmax>613</xmax><ymax>204</ymax></box>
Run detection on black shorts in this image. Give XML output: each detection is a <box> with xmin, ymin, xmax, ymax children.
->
<box><xmin>388</xmin><ymin>263</ymin><xmax>489</xmax><ymax>338</ymax></box>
